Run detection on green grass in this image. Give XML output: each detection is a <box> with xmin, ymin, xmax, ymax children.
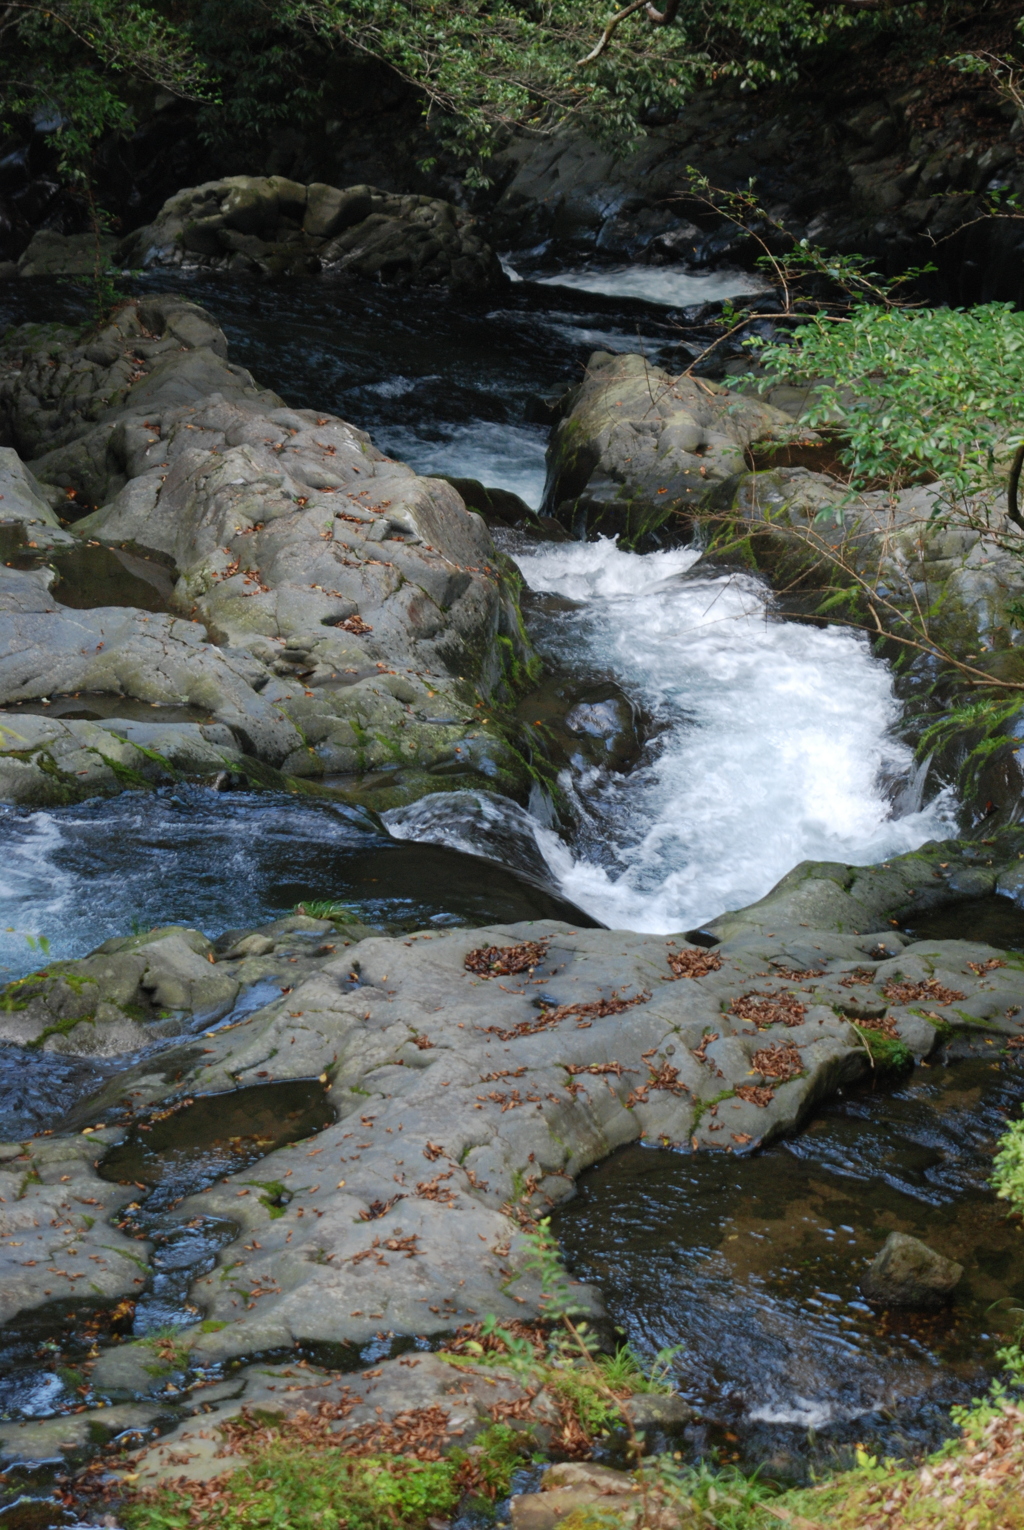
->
<box><xmin>121</xmin><ymin>1423</ymin><xmax>526</xmax><ymax>1530</ymax></box>
<box><xmin>293</xmin><ymin>899</ymin><xmax>359</xmax><ymax>921</ymax></box>
<box><xmin>124</xmin><ymin>1449</ymin><xmax>460</xmax><ymax>1530</ymax></box>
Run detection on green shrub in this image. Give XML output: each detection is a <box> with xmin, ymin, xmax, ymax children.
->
<box><xmin>749</xmin><ymin>302</ymin><xmax>1024</xmax><ymax>504</ymax></box>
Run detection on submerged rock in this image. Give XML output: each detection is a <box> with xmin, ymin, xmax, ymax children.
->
<box><xmin>115</xmin><ymin>176</ymin><xmax>504</xmax><ymax>292</ymax></box>
<box><xmin>862</xmin><ymin>1231</ymin><xmax>964</xmax><ymax>1308</ymax></box>
<box><xmin>516</xmin><ymin>674</ymin><xmax>643</xmax><ymax>774</ymax></box>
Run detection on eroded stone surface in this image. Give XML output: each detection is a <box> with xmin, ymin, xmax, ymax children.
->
<box><xmin>3</xmin><ymin>836</ymin><xmax>1024</xmax><ymax>1473</ymax></box>
<box><xmin>542</xmin><ymin>352</ymin><xmax>804</xmax><ymax>541</ymax></box>
<box><xmin>0</xmin><ymin>294</ymin><xmax>537</xmax><ymax>804</ymax></box>
<box><xmin>0</xmin><ymin>1132</ymin><xmax>151</xmax><ymax>1330</ymax></box>
<box><xmin>116</xmin><ymin>176</ymin><xmax>503</xmax><ymax>292</ymax></box>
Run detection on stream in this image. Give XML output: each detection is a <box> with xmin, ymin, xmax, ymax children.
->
<box><xmin>0</xmin><ymin>265</ymin><xmax>1016</xmax><ymax>1485</ymax></box>
<box><xmin>0</xmin><ymin>266</ymin><xmax>955</xmax><ymax>956</ymax></box>
<box><xmin>556</xmin><ymin>1043</ymin><xmax>1024</xmax><ymax>1477</ymax></box>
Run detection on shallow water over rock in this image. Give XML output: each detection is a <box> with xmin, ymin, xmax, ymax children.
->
<box><xmin>0</xmin><ymin>525</ymin><xmax>175</xmax><ymax>613</ymax></box>
<box><xmin>555</xmin><ymin>1050</ymin><xmax>1024</xmax><ymax>1479</ymax></box>
<box><xmin>901</xmin><ymin>895</ymin><xmax>1024</xmax><ymax>952</ymax></box>
<box><xmin>0</xmin><ymin>787</ymin><xmax>596</xmax><ymax>982</ymax></box>
<box><xmin>1</xmin><ymin>695</ymin><xmax>213</xmax><ymax>725</ymax></box>
<box><xmin>0</xmin><ymin>1080</ymin><xmax>334</xmax><ymax>1432</ymax></box>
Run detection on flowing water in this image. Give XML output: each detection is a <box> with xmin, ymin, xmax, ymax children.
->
<box><xmin>0</xmin><ymin>266</ymin><xmax>1008</xmax><ymax>1479</ymax></box>
<box><xmin>556</xmin><ymin>1046</ymin><xmax>1024</xmax><ymax>1478</ymax></box>
<box><xmin>0</xmin><ymin>267</ymin><xmax>955</xmax><ymax>946</ymax></box>
<box><xmin>0</xmin><ymin>787</ymin><xmax>594</xmax><ymax>984</ymax></box>
<box><xmin>505</xmin><ymin>537</ymin><xmax>955</xmax><ymax>933</ymax></box>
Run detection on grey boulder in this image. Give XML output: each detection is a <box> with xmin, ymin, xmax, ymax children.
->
<box><xmin>542</xmin><ymin>350</ymin><xmax>803</xmax><ymax>542</ymax></box>
<box><xmin>116</xmin><ymin>175</ymin><xmax>504</xmax><ymax>292</ymax></box>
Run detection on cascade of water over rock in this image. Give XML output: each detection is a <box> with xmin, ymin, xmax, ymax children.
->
<box><xmin>0</xmin><ymin>261</ymin><xmax>1021</xmax><ymax>1513</ymax></box>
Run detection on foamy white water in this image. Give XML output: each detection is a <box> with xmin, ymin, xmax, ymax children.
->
<box><xmin>382</xmin><ymin>420</ymin><xmax>548</xmax><ymax>508</ymax></box>
<box><xmin>525</xmin><ymin>264</ymin><xmax>769</xmax><ymax>309</ymax></box>
<box><xmin>513</xmin><ymin>539</ymin><xmax>956</xmax><ymax>933</ymax></box>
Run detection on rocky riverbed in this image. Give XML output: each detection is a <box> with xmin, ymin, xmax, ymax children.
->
<box><xmin>0</xmin><ymin>291</ymin><xmax>537</xmax><ymax>809</ymax></box>
<box><xmin>1</xmin><ymin>230</ymin><xmax>1024</xmax><ymax>1522</ymax></box>
<box><xmin>3</xmin><ymin>827</ymin><xmax>1024</xmax><ymax>1491</ymax></box>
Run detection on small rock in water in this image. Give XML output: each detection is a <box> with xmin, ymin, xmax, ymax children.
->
<box><xmin>511</xmin><ymin>1463</ymin><xmax>642</xmax><ymax>1530</ymax></box>
<box><xmin>861</xmin><ymin>1231</ymin><xmax>963</xmax><ymax>1308</ymax></box>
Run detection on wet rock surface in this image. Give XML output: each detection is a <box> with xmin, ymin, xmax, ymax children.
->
<box><xmin>0</xmin><ymin>293</ymin><xmax>538</xmax><ymax>806</ymax></box>
<box><xmin>543</xmin><ymin>352</ymin><xmax>803</xmax><ymax>542</ymax></box>
<box><xmin>516</xmin><ymin>675</ymin><xmax>642</xmax><ymax>775</ymax></box>
<box><xmin>3</xmin><ymin>834</ymin><xmax>1024</xmax><ymax>1459</ymax></box>
<box><xmin>510</xmin><ymin>1462</ymin><xmax>656</xmax><ymax>1530</ymax></box>
<box><xmin>861</xmin><ymin>1232</ymin><xmax>964</xmax><ymax>1309</ymax></box>
<box><xmin>116</xmin><ymin>176</ymin><xmax>503</xmax><ymax>293</ymax></box>
<box><xmin>485</xmin><ymin>67</ymin><xmax>1023</xmax><ymax>306</ymax></box>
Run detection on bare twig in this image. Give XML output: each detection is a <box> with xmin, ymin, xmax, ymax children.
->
<box><xmin>1007</xmin><ymin>442</ymin><xmax>1024</xmax><ymax>532</ymax></box>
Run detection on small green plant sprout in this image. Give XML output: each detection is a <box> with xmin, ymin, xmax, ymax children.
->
<box><xmin>993</xmin><ymin>1104</ymin><xmax>1024</xmax><ymax>1221</ymax></box>
<box><xmin>293</xmin><ymin>899</ymin><xmax>359</xmax><ymax>921</ymax></box>
<box><xmin>143</xmin><ymin>1327</ymin><xmax>193</xmax><ymax>1375</ymax></box>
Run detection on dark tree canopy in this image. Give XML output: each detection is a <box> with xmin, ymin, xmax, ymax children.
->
<box><xmin>0</xmin><ymin>0</ymin><xmax>999</xmax><ymax>196</ymax></box>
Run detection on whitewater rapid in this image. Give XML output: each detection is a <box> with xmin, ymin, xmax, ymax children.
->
<box><xmin>506</xmin><ymin>538</ymin><xmax>956</xmax><ymax>933</ymax></box>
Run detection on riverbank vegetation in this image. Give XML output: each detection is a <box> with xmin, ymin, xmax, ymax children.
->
<box><xmin>0</xmin><ymin>0</ymin><xmax>1009</xmax><ymax>191</ymax></box>
<box><xmin>111</xmin><ymin>1162</ymin><xmax>1024</xmax><ymax>1530</ymax></box>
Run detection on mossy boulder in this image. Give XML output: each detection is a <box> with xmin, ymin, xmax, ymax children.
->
<box><xmin>542</xmin><ymin>351</ymin><xmax>805</xmax><ymax>544</ymax></box>
<box><xmin>116</xmin><ymin>176</ymin><xmax>504</xmax><ymax>293</ymax></box>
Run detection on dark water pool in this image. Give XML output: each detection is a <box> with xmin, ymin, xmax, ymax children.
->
<box><xmin>555</xmin><ymin>1049</ymin><xmax>1024</xmax><ymax>1479</ymax></box>
<box><xmin>0</xmin><ymin>785</ymin><xmax>596</xmax><ymax>984</ymax></box>
<box><xmin>901</xmin><ymin>894</ymin><xmax>1024</xmax><ymax>953</ymax></box>
<box><xmin>0</xmin><ymin>526</ymin><xmax>175</xmax><ymax>613</ymax></box>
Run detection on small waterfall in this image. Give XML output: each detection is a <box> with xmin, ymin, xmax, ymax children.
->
<box><xmin>511</xmin><ymin>538</ymin><xmax>956</xmax><ymax>932</ymax></box>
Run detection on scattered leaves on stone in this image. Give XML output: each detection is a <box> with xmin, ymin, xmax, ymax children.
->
<box><xmin>464</xmin><ymin>940</ymin><xmax>548</xmax><ymax>978</ymax></box>
<box><xmin>357</xmin><ymin>1195</ymin><xmax>402</xmax><ymax>1222</ymax></box>
<box><xmin>840</xmin><ymin>968</ymin><xmax>878</xmax><ymax>988</ymax></box>
<box><xmin>626</xmin><ymin>1061</ymin><xmax>690</xmax><ymax>1107</ymax></box>
<box><xmin>734</xmin><ymin>1084</ymin><xmax>776</xmax><ymax>1107</ymax></box>
<box><xmin>883</xmin><ymin>977</ymin><xmax>966</xmax><ymax>1006</ymax></box>
<box><xmin>731</xmin><ymin>991</ymin><xmax>808</xmax><ymax>1028</ymax></box>
<box><xmin>666</xmin><ymin>947</ymin><xmax>723</xmax><ymax>979</ymax></box>
<box><xmin>482</xmin><ymin>991</ymin><xmax>649</xmax><ymax>1041</ymax></box>
<box><xmin>750</xmin><ymin>1041</ymin><xmax>803</xmax><ymax>1081</ymax></box>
